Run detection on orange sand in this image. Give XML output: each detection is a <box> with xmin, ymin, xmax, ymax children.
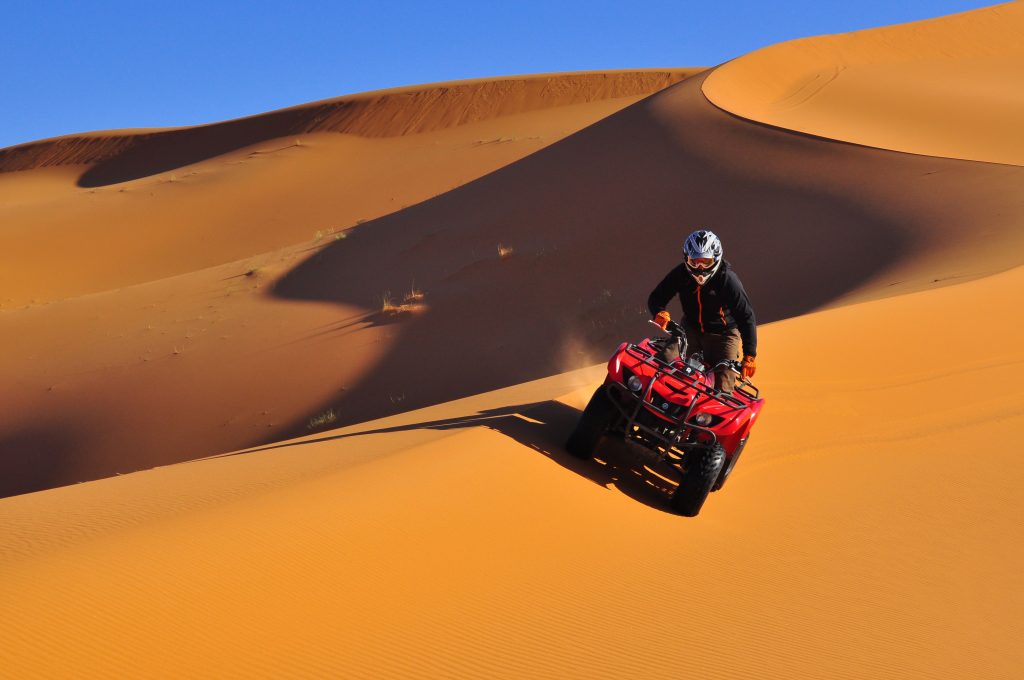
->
<box><xmin>2</xmin><ymin>266</ymin><xmax>1021</xmax><ymax>678</ymax></box>
<box><xmin>2</xmin><ymin>5</ymin><xmax>1023</xmax><ymax>678</ymax></box>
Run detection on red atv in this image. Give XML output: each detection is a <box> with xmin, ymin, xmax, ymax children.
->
<box><xmin>566</xmin><ymin>320</ymin><xmax>764</xmax><ymax>516</ymax></box>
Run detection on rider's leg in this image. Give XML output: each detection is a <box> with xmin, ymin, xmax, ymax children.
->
<box><xmin>660</xmin><ymin>341</ymin><xmax>680</xmax><ymax>363</ymax></box>
<box><xmin>684</xmin><ymin>326</ymin><xmax>703</xmax><ymax>361</ymax></box>
<box><xmin>705</xmin><ymin>329</ymin><xmax>742</xmax><ymax>393</ymax></box>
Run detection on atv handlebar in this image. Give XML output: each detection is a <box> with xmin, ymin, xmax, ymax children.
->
<box><xmin>648</xmin><ymin>319</ymin><xmax>684</xmax><ymax>336</ymax></box>
<box><xmin>712</xmin><ymin>360</ymin><xmax>743</xmax><ymax>375</ymax></box>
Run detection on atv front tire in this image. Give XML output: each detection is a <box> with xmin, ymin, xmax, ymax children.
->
<box><xmin>712</xmin><ymin>437</ymin><xmax>748</xmax><ymax>492</ymax></box>
<box><xmin>671</xmin><ymin>443</ymin><xmax>726</xmax><ymax>516</ymax></box>
<box><xmin>565</xmin><ymin>386</ymin><xmax>615</xmax><ymax>460</ymax></box>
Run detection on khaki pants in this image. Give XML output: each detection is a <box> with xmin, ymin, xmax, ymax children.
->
<box><xmin>684</xmin><ymin>327</ymin><xmax>742</xmax><ymax>394</ymax></box>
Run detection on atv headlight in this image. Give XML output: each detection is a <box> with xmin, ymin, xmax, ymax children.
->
<box><xmin>691</xmin><ymin>413</ymin><xmax>724</xmax><ymax>427</ymax></box>
<box><xmin>626</xmin><ymin>375</ymin><xmax>643</xmax><ymax>392</ymax></box>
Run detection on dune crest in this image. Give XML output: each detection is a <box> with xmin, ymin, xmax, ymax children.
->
<box><xmin>0</xmin><ymin>70</ymin><xmax>696</xmax><ymax>185</ymax></box>
<box><xmin>702</xmin><ymin>1</ymin><xmax>1024</xmax><ymax>165</ymax></box>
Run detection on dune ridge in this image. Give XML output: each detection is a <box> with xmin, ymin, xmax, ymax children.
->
<box><xmin>0</xmin><ymin>70</ymin><xmax>696</xmax><ymax>185</ymax></box>
<box><xmin>702</xmin><ymin>1</ymin><xmax>1024</xmax><ymax>165</ymax></box>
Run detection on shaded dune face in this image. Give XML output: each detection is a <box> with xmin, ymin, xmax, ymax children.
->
<box><xmin>0</xmin><ymin>70</ymin><xmax>701</xmax><ymax>497</ymax></box>
<box><xmin>269</xmin><ymin>71</ymin><xmax>1024</xmax><ymax>435</ymax></box>
<box><xmin>0</xmin><ymin>71</ymin><xmax>693</xmax><ymax>187</ymax></box>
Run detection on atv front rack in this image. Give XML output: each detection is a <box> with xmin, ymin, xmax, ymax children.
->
<box><xmin>625</xmin><ymin>342</ymin><xmax>760</xmax><ymax>405</ymax></box>
<box><xmin>605</xmin><ymin>342</ymin><xmax>759</xmax><ymax>458</ymax></box>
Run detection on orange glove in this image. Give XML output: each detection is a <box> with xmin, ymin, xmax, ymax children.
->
<box><xmin>742</xmin><ymin>355</ymin><xmax>756</xmax><ymax>378</ymax></box>
<box><xmin>653</xmin><ymin>311</ymin><xmax>671</xmax><ymax>330</ymax></box>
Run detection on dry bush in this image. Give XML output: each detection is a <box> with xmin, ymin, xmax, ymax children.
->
<box><xmin>307</xmin><ymin>408</ymin><xmax>337</xmax><ymax>430</ymax></box>
<box><xmin>403</xmin><ymin>284</ymin><xmax>425</xmax><ymax>303</ymax></box>
<box><xmin>381</xmin><ymin>291</ymin><xmax>400</xmax><ymax>314</ymax></box>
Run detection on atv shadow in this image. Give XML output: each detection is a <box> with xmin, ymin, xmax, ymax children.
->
<box><xmin>233</xmin><ymin>399</ymin><xmax>680</xmax><ymax>515</ymax></box>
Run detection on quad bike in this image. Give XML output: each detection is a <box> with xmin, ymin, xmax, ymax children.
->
<box><xmin>565</xmin><ymin>320</ymin><xmax>764</xmax><ymax>516</ymax></box>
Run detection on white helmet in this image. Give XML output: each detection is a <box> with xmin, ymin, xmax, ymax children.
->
<box><xmin>683</xmin><ymin>229</ymin><xmax>723</xmax><ymax>285</ymax></box>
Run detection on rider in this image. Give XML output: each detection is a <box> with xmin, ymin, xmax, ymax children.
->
<box><xmin>647</xmin><ymin>229</ymin><xmax>757</xmax><ymax>394</ymax></box>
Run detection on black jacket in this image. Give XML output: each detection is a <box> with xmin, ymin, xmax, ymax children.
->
<box><xmin>647</xmin><ymin>260</ymin><xmax>757</xmax><ymax>357</ymax></box>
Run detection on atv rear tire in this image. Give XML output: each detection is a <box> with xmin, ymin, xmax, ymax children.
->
<box><xmin>565</xmin><ymin>386</ymin><xmax>615</xmax><ymax>460</ymax></box>
<box><xmin>671</xmin><ymin>443</ymin><xmax>726</xmax><ymax>516</ymax></box>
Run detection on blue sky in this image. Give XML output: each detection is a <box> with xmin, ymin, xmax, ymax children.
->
<box><xmin>1</xmin><ymin>0</ymin><xmax>995</xmax><ymax>149</ymax></box>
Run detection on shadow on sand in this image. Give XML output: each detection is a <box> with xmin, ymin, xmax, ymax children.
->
<box><xmin>226</xmin><ymin>399</ymin><xmax>680</xmax><ymax>514</ymax></box>
<box><xmin>259</xmin><ymin>71</ymin><xmax>929</xmax><ymax>443</ymax></box>
<box><xmin>0</xmin><ymin>427</ymin><xmax>80</xmax><ymax>499</ymax></box>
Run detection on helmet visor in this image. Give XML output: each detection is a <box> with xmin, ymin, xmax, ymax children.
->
<box><xmin>686</xmin><ymin>256</ymin><xmax>717</xmax><ymax>271</ymax></box>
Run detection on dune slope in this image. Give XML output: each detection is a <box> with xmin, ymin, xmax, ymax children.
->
<box><xmin>2</xmin><ymin>67</ymin><xmax>1022</xmax><ymax>497</ymax></box>
<box><xmin>2</xmin><ymin>265</ymin><xmax>1021</xmax><ymax>679</ymax></box>
<box><xmin>269</xmin><ymin>69</ymin><xmax>1024</xmax><ymax>434</ymax></box>
<box><xmin>0</xmin><ymin>70</ymin><xmax>698</xmax><ymax>306</ymax></box>
<box><xmin>702</xmin><ymin>1</ymin><xmax>1024</xmax><ymax>165</ymax></box>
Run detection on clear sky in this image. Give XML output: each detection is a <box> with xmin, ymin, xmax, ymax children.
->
<box><xmin>1</xmin><ymin>0</ymin><xmax>997</xmax><ymax>149</ymax></box>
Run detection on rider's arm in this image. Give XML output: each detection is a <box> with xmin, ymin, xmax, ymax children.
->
<box><xmin>723</xmin><ymin>271</ymin><xmax>757</xmax><ymax>357</ymax></box>
<box><xmin>647</xmin><ymin>264</ymin><xmax>686</xmax><ymax>317</ymax></box>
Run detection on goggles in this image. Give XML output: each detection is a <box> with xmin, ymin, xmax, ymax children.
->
<box><xmin>686</xmin><ymin>256</ymin><xmax>717</xmax><ymax>271</ymax></box>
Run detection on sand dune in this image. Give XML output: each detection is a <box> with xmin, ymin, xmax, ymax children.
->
<box><xmin>2</xmin><ymin>265</ymin><xmax>1021</xmax><ymax>678</ymax></box>
<box><xmin>703</xmin><ymin>2</ymin><xmax>1024</xmax><ymax>165</ymax></box>
<box><xmin>0</xmin><ymin>70</ymin><xmax>698</xmax><ymax>306</ymax></box>
<box><xmin>2</xmin><ymin>66</ymin><xmax>1022</xmax><ymax>497</ymax></box>
<box><xmin>2</xmin><ymin>3</ymin><xmax>1023</xmax><ymax>677</ymax></box>
<box><xmin>0</xmin><ymin>70</ymin><xmax>701</xmax><ymax>496</ymax></box>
